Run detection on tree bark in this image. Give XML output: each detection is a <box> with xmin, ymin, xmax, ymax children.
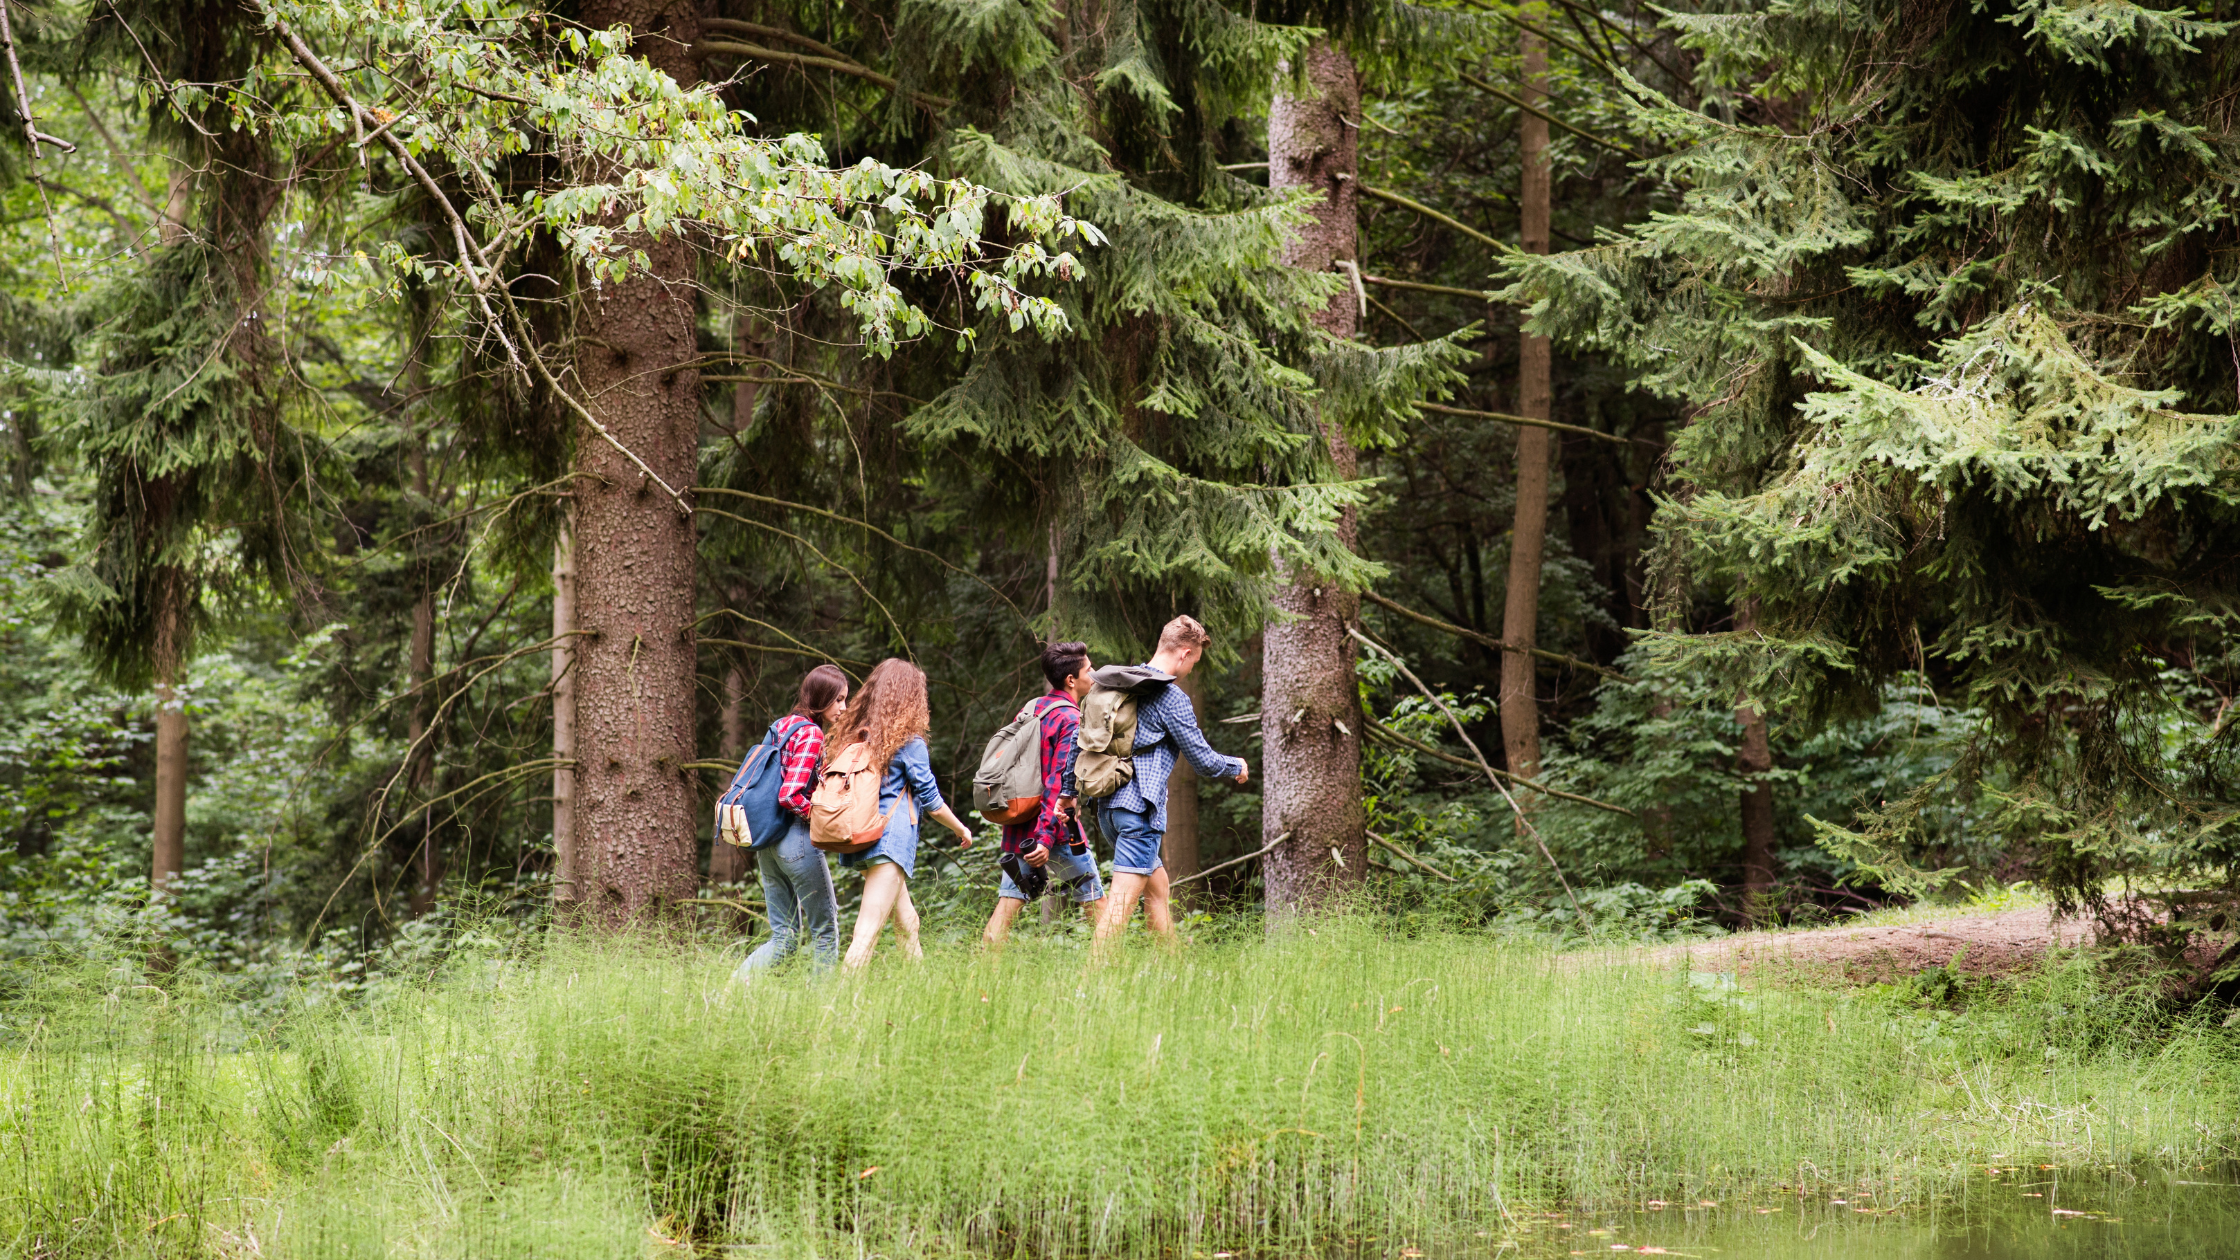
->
<box><xmin>1262</xmin><ymin>40</ymin><xmax>1367</xmax><ymax>919</ymax></box>
<box><xmin>1499</xmin><ymin>15</ymin><xmax>1555</xmax><ymax>796</ymax></box>
<box><xmin>149</xmin><ymin>562</ymin><xmax>190</xmax><ymax>900</ymax></box>
<box><xmin>1164</xmin><ymin>667</ymin><xmax>1206</xmax><ymax>899</ymax></box>
<box><xmin>405</xmin><ymin>329</ymin><xmax>440</xmax><ymax>918</ymax></box>
<box><xmin>568</xmin><ymin>0</ymin><xmax>706</xmax><ymax>928</ymax></box>
<box><xmin>710</xmin><ymin>659</ymin><xmax>752</xmax><ymax>885</ymax></box>
<box><xmin>1734</xmin><ymin>598</ymin><xmax>1778</xmax><ymax>920</ymax></box>
<box><xmin>552</xmin><ymin>519</ymin><xmax>579</xmax><ymax>907</ymax></box>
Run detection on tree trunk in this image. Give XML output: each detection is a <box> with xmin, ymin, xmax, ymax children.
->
<box><xmin>568</xmin><ymin>0</ymin><xmax>706</xmax><ymax>928</ymax></box>
<box><xmin>405</xmin><ymin>339</ymin><xmax>440</xmax><ymax>919</ymax></box>
<box><xmin>1164</xmin><ymin>667</ymin><xmax>1206</xmax><ymax>899</ymax></box>
<box><xmin>1261</xmin><ymin>41</ymin><xmax>1367</xmax><ymax>919</ymax></box>
<box><xmin>710</xmin><ymin>660</ymin><xmax>752</xmax><ymax>885</ymax></box>
<box><xmin>1734</xmin><ymin>598</ymin><xmax>1778</xmax><ymax>920</ymax></box>
<box><xmin>552</xmin><ymin>519</ymin><xmax>579</xmax><ymax>907</ymax></box>
<box><xmin>149</xmin><ymin>563</ymin><xmax>190</xmax><ymax>899</ymax></box>
<box><xmin>1499</xmin><ymin>16</ymin><xmax>1555</xmax><ymax>795</ymax></box>
<box><xmin>406</xmin><ymin>584</ymin><xmax>438</xmax><ymax>916</ymax></box>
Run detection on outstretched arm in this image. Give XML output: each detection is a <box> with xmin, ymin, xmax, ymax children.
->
<box><xmin>1155</xmin><ymin>686</ymin><xmax>1246</xmax><ymax>782</ymax></box>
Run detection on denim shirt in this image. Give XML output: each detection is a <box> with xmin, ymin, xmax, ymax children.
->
<box><xmin>875</xmin><ymin>736</ymin><xmax>948</xmax><ymax>846</ymax></box>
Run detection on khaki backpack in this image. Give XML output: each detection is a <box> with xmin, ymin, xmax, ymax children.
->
<box><xmin>809</xmin><ymin>740</ymin><xmax>911</xmax><ymax>854</ymax></box>
<box><xmin>1073</xmin><ymin>665</ymin><xmax>1171</xmax><ymax>799</ymax></box>
<box><xmin>974</xmin><ymin>697</ymin><xmax>1071</xmax><ymax>825</ymax></box>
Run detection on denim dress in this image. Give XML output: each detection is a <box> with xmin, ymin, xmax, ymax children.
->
<box><xmin>840</xmin><ymin>736</ymin><xmax>949</xmax><ymax>880</ymax></box>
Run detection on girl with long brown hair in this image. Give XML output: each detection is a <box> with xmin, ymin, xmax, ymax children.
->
<box><xmin>827</xmin><ymin>658</ymin><xmax>975</xmax><ymax>968</ymax></box>
<box><xmin>730</xmin><ymin>665</ymin><xmax>849</xmax><ymax>978</ymax></box>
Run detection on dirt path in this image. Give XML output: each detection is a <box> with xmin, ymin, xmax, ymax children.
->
<box><xmin>1626</xmin><ymin>907</ymin><xmax>2098</xmax><ymax>983</ymax></box>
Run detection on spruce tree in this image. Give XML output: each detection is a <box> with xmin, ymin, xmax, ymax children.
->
<box><xmin>1514</xmin><ymin>0</ymin><xmax>2240</xmax><ymax>944</ymax></box>
<box><xmin>42</xmin><ymin>2</ymin><xmax>299</xmax><ymax>905</ymax></box>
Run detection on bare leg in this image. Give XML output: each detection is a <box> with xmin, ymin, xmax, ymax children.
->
<box><xmin>844</xmin><ymin>862</ymin><xmax>907</xmax><ymax>969</ymax></box>
<box><xmin>1094</xmin><ymin>872</ymin><xmax>1149</xmax><ymax>947</ymax></box>
<box><xmin>1141</xmin><ymin>867</ymin><xmax>1177</xmax><ymax>944</ymax></box>
<box><xmin>1079</xmin><ymin>898</ymin><xmax>1104</xmax><ymax>926</ymax></box>
<box><xmin>983</xmin><ymin>896</ymin><xmax>1027</xmax><ymax>946</ymax></box>
<box><xmin>893</xmin><ymin>882</ymin><xmax>924</xmax><ymax>959</ymax></box>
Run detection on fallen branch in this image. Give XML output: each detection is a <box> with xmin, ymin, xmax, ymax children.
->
<box><xmin>1366</xmin><ymin>717</ymin><xmax>1632</xmax><ymax>815</ymax></box>
<box><xmin>680</xmin><ymin>896</ymin><xmax>766</xmax><ymax>921</ymax></box>
<box><xmin>1367</xmin><ymin>831</ymin><xmax>1460</xmax><ymax>882</ymax></box>
<box><xmin>1173</xmin><ymin>831</ymin><xmax>1291</xmax><ymax>888</ymax></box>
<box><xmin>1349</xmin><ymin>627</ymin><xmax>1592</xmax><ymax>934</ymax></box>
<box><xmin>1363</xmin><ymin>589</ymin><xmax>1631</xmax><ymax>681</ymax></box>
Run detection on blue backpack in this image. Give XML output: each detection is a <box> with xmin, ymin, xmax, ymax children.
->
<box><xmin>716</xmin><ymin>717</ymin><xmax>807</xmax><ymax>850</ymax></box>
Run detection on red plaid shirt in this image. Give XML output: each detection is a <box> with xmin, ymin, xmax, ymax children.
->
<box><xmin>771</xmin><ymin>715</ymin><xmax>824</xmax><ymax>817</ymax></box>
<box><xmin>1001</xmin><ymin>692</ymin><xmax>1080</xmax><ymax>856</ymax></box>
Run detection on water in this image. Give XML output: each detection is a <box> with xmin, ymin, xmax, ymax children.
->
<box><xmin>1481</xmin><ymin>1166</ymin><xmax>2240</xmax><ymax>1259</ymax></box>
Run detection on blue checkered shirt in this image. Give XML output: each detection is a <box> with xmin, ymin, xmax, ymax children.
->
<box><xmin>1104</xmin><ymin>668</ymin><xmax>1245</xmax><ymax>832</ymax></box>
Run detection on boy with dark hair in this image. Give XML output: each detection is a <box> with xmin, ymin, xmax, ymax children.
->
<box><xmin>980</xmin><ymin>640</ymin><xmax>1105</xmax><ymax>944</ymax></box>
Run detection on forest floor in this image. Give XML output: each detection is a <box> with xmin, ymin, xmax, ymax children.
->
<box><xmin>1645</xmin><ymin>905</ymin><xmax>2093</xmax><ymax>982</ymax></box>
<box><xmin>1630</xmin><ymin>901</ymin><xmax>2237</xmax><ymax>984</ymax></box>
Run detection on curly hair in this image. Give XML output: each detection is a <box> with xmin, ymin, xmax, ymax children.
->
<box><xmin>824</xmin><ymin>658</ymin><xmax>928</xmax><ymax>774</ymax></box>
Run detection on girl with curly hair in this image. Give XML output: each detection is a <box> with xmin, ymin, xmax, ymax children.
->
<box><xmin>827</xmin><ymin>658</ymin><xmax>975</xmax><ymax>967</ymax></box>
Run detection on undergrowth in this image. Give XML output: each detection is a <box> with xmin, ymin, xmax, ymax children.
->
<box><xmin>2</xmin><ymin>919</ymin><xmax>2235</xmax><ymax>1258</ymax></box>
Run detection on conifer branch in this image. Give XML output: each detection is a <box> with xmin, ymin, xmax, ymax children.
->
<box><xmin>1366</xmin><ymin>717</ymin><xmax>1631</xmax><ymax>815</ymax></box>
<box><xmin>692</xmin><ymin>38</ymin><xmax>951</xmax><ymax>112</ymax></box>
<box><xmin>701</xmin><ymin>17</ymin><xmax>850</xmax><ymax>63</ymax></box>
<box><xmin>1349</xmin><ymin>627</ymin><xmax>1593</xmax><ymax>933</ymax></box>
<box><xmin>1547</xmin><ymin>0</ymin><xmax>1687</xmax><ymax>85</ymax></box>
<box><xmin>1172</xmin><ymin>831</ymin><xmax>1291</xmax><ymax>888</ymax></box>
<box><xmin>693</xmin><ymin>486</ymin><xmax>1032</xmax><ymax>627</ymax></box>
<box><xmin>1364</xmin><ymin>274</ymin><xmax>1498</xmax><ymax>302</ymax></box>
<box><xmin>1461</xmin><ymin>0</ymin><xmax>1613</xmax><ymax>77</ymax></box>
<box><xmin>1416</xmin><ymin>400</ymin><xmax>1635</xmax><ymax>445</ymax></box>
<box><xmin>693</xmin><ymin>505</ymin><xmax>914</xmax><ymax>652</ymax></box>
<box><xmin>1367</xmin><ymin>830</ymin><xmax>1461</xmax><ymax>881</ymax></box>
<box><xmin>1361</xmin><ymin>184</ymin><xmax>1508</xmax><ymax>252</ymax></box>
<box><xmin>1457</xmin><ymin>70</ymin><xmax>1637</xmax><ymax>158</ymax></box>
<box><xmin>1363</xmin><ymin>589</ymin><xmax>1632</xmax><ymax>681</ymax></box>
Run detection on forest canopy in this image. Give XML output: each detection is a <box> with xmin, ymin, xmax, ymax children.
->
<box><xmin>0</xmin><ymin>0</ymin><xmax>2233</xmax><ymax>992</ymax></box>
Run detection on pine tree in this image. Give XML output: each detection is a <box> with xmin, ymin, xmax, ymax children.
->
<box><xmin>1512</xmin><ymin>0</ymin><xmax>2240</xmax><ymax>945</ymax></box>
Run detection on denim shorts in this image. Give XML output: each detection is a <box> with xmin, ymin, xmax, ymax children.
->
<box><xmin>1098</xmin><ymin>802</ymin><xmax>1164</xmax><ymax>876</ymax></box>
<box><xmin>998</xmin><ymin>842</ymin><xmax>1104</xmax><ymax>903</ymax></box>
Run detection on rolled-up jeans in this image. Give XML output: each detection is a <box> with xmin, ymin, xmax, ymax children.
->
<box><xmin>736</xmin><ymin>816</ymin><xmax>838</xmax><ymax>976</ymax></box>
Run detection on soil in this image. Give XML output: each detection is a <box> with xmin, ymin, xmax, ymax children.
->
<box><xmin>1623</xmin><ymin>907</ymin><xmax>2238</xmax><ymax>986</ymax></box>
<box><xmin>1640</xmin><ymin>908</ymin><xmax>2099</xmax><ymax>984</ymax></box>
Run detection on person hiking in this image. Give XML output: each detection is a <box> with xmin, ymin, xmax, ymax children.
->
<box><xmin>980</xmin><ymin>641</ymin><xmax>1104</xmax><ymax>945</ymax></box>
<box><xmin>1087</xmin><ymin>615</ymin><xmax>1247</xmax><ymax>948</ymax></box>
<box><xmin>729</xmin><ymin>665</ymin><xmax>848</xmax><ymax>979</ymax></box>
<box><xmin>826</xmin><ymin>658</ymin><xmax>976</xmax><ymax>969</ymax></box>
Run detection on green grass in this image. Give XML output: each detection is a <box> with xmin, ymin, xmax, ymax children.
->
<box><xmin>3</xmin><ymin>920</ymin><xmax>2235</xmax><ymax>1258</ymax></box>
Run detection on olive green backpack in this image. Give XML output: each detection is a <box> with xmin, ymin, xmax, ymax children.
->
<box><xmin>1072</xmin><ymin>665</ymin><xmax>1172</xmax><ymax>799</ymax></box>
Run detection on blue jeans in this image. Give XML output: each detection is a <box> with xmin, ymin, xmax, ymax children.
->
<box><xmin>1098</xmin><ymin>802</ymin><xmax>1164</xmax><ymax>876</ymax></box>
<box><xmin>998</xmin><ymin>842</ymin><xmax>1105</xmax><ymax>903</ymax></box>
<box><xmin>736</xmin><ymin>817</ymin><xmax>838</xmax><ymax>976</ymax></box>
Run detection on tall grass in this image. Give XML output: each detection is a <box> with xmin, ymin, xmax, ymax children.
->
<box><xmin>3</xmin><ymin>921</ymin><xmax>2235</xmax><ymax>1257</ymax></box>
